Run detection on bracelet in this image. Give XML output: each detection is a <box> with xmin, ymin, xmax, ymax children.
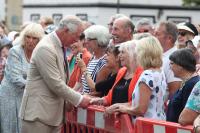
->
<box><xmin>194</xmin><ymin>125</ymin><xmax>200</xmax><ymax>133</ymax></box>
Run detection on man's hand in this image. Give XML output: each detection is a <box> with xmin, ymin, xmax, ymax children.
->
<box><xmin>79</xmin><ymin>95</ymin><xmax>91</xmax><ymax>108</ymax></box>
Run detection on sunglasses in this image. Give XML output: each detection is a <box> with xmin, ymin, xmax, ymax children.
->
<box><xmin>178</xmin><ymin>32</ymin><xmax>187</xmax><ymax>36</ymax></box>
<box><xmin>137</xmin><ymin>30</ymin><xmax>149</xmax><ymax>33</ymax></box>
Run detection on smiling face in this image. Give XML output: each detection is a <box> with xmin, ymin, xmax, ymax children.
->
<box><xmin>105</xmin><ymin>51</ymin><xmax>118</xmax><ymax>69</ymax></box>
<box><xmin>111</xmin><ymin>19</ymin><xmax>130</xmax><ymax>44</ymax></box>
<box><xmin>178</xmin><ymin>29</ymin><xmax>194</xmax><ymax>46</ymax></box>
<box><xmin>118</xmin><ymin>49</ymin><xmax>130</xmax><ymax>67</ymax></box>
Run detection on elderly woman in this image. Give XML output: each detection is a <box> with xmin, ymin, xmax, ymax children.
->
<box><xmin>90</xmin><ymin>40</ymin><xmax>143</xmax><ymax>105</ymax></box>
<box><xmin>167</xmin><ymin>48</ymin><xmax>200</xmax><ymax>123</ymax></box>
<box><xmin>75</xmin><ymin>25</ymin><xmax>111</xmax><ymax>95</ymax></box>
<box><xmin>80</xmin><ymin>44</ymin><xmax>121</xmax><ymax>97</ymax></box>
<box><xmin>177</xmin><ymin>22</ymin><xmax>198</xmax><ymax>49</ymax></box>
<box><xmin>105</xmin><ymin>36</ymin><xmax>167</xmax><ymax>121</ymax></box>
<box><xmin>94</xmin><ymin>45</ymin><xmax>121</xmax><ymax>96</ymax></box>
<box><xmin>0</xmin><ymin>23</ymin><xmax>44</xmax><ymax>133</ymax></box>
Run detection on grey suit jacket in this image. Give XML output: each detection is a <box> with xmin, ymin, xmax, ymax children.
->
<box><xmin>19</xmin><ymin>32</ymin><xmax>82</xmax><ymax>126</ymax></box>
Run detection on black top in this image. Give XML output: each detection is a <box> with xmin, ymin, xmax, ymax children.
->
<box><xmin>111</xmin><ymin>78</ymin><xmax>131</xmax><ymax>105</ymax></box>
<box><xmin>167</xmin><ymin>75</ymin><xmax>200</xmax><ymax>123</ymax></box>
<box><xmin>95</xmin><ymin>73</ymin><xmax>117</xmax><ymax>97</ymax></box>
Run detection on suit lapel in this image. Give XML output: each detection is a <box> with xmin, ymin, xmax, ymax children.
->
<box><xmin>49</xmin><ymin>33</ymin><xmax>68</xmax><ymax>83</ymax></box>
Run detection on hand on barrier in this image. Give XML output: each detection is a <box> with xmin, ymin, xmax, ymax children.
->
<box><xmin>79</xmin><ymin>95</ymin><xmax>91</xmax><ymax>108</ymax></box>
<box><xmin>90</xmin><ymin>97</ymin><xmax>105</xmax><ymax>106</ymax></box>
<box><xmin>105</xmin><ymin>103</ymin><xmax>121</xmax><ymax>115</ymax></box>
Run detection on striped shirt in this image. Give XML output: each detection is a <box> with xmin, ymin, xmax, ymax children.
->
<box><xmin>81</xmin><ymin>55</ymin><xmax>107</xmax><ymax>94</ymax></box>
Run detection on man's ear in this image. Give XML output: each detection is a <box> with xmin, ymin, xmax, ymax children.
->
<box><xmin>127</xmin><ymin>27</ymin><xmax>132</xmax><ymax>34</ymax></box>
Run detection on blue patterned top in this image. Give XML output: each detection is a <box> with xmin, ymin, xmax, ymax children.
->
<box><xmin>0</xmin><ymin>44</ymin><xmax>29</xmax><ymax>133</ymax></box>
<box><xmin>132</xmin><ymin>69</ymin><xmax>167</xmax><ymax>121</ymax></box>
<box><xmin>185</xmin><ymin>81</ymin><xmax>200</xmax><ymax>113</ymax></box>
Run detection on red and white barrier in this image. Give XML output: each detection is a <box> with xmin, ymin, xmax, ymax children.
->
<box><xmin>134</xmin><ymin>117</ymin><xmax>194</xmax><ymax>133</ymax></box>
<box><xmin>64</xmin><ymin>106</ymin><xmax>194</xmax><ymax>133</ymax></box>
<box><xmin>65</xmin><ymin>105</ymin><xmax>134</xmax><ymax>133</ymax></box>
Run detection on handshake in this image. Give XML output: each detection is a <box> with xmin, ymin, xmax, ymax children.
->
<box><xmin>79</xmin><ymin>95</ymin><xmax>106</xmax><ymax>108</ymax></box>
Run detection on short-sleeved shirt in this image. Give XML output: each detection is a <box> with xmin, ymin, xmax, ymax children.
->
<box><xmin>162</xmin><ymin>46</ymin><xmax>182</xmax><ymax>99</ymax></box>
<box><xmin>81</xmin><ymin>55</ymin><xmax>107</xmax><ymax>94</ymax></box>
<box><xmin>185</xmin><ymin>81</ymin><xmax>200</xmax><ymax>113</ymax></box>
<box><xmin>162</xmin><ymin>46</ymin><xmax>181</xmax><ymax>83</ymax></box>
<box><xmin>132</xmin><ymin>69</ymin><xmax>167</xmax><ymax>121</ymax></box>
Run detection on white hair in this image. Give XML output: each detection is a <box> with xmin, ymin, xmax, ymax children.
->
<box><xmin>135</xmin><ymin>18</ymin><xmax>153</xmax><ymax>31</ymax></box>
<box><xmin>119</xmin><ymin>40</ymin><xmax>137</xmax><ymax>64</ymax></box>
<box><xmin>58</xmin><ymin>15</ymin><xmax>82</xmax><ymax>33</ymax></box>
<box><xmin>19</xmin><ymin>23</ymin><xmax>44</xmax><ymax>46</ymax></box>
<box><xmin>84</xmin><ymin>25</ymin><xmax>111</xmax><ymax>47</ymax></box>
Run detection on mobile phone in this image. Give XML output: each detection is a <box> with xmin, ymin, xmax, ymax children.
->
<box><xmin>78</xmin><ymin>53</ymin><xmax>82</xmax><ymax>59</ymax></box>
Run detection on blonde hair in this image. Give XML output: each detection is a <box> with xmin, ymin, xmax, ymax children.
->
<box><xmin>136</xmin><ymin>36</ymin><xmax>163</xmax><ymax>69</ymax></box>
<box><xmin>20</xmin><ymin>23</ymin><xmax>44</xmax><ymax>47</ymax></box>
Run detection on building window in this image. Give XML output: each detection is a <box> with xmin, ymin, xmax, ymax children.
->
<box><xmin>167</xmin><ymin>16</ymin><xmax>191</xmax><ymax>24</ymax></box>
<box><xmin>76</xmin><ymin>13</ymin><xmax>88</xmax><ymax>21</ymax></box>
<box><xmin>30</xmin><ymin>14</ymin><xmax>40</xmax><ymax>23</ymax></box>
<box><xmin>52</xmin><ymin>14</ymin><xmax>63</xmax><ymax>26</ymax></box>
<box><xmin>130</xmin><ymin>15</ymin><xmax>156</xmax><ymax>25</ymax></box>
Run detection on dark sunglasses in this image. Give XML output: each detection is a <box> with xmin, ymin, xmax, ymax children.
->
<box><xmin>178</xmin><ymin>32</ymin><xmax>187</xmax><ymax>36</ymax></box>
<box><xmin>137</xmin><ymin>30</ymin><xmax>149</xmax><ymax>33</ymax></box>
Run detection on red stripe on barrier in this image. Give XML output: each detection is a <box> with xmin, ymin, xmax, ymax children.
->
<box><xmin>64</xmin><ymin>106</ymin><xmax>194</xmax><ymax>133</ymax></box>
<box><xmin>135</xmin><ymin>117</ymin><xmax>194</xmax><ymax>133</ymax></box>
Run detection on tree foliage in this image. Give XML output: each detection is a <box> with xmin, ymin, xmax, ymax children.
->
<box><xmin>183</xmin><ymin>0</ymin><xmax>200</xmax><ymax>6</ymax></box>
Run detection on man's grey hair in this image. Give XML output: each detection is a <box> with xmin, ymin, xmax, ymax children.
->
<box><xmin>58</xmin><ymin>15</ymin><xmax>83</xmax><ymax>33</ymax></box>
<box><xmin>115</xmin><ymin>16</ymin><xmax>135</xmax><ymax>34</ymax></box>
<box><xmin>133</xmin><ymin>32</ymin><xmax>152</xmax><ymax>40</ymax></box>
<box><xmin>84</xmin><ymin>25</ymin><xmax>111</xmax><ymax>48</ymax></box>
<box><xmin>136</xmin><ymin>18</ymin><xmax>153</xmax><ymax>30</ymax></box>
<box><xmin>159</xmin><ymin>21</ymin><xmax>178</xmax><ymax>43</ymax></box>
<box><xmin>110</xmin><ymin>14</ymin><xmax>126</xmax><ymax>21</ymax></box>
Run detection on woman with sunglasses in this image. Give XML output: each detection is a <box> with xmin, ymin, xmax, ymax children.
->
<box><xmin>177</xmin><ymin>22</ymin><xmax>198</xmax><ymax>49</ymax></box>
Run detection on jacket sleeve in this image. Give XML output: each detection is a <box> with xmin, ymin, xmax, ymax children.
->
<box><xmin>6</xmin><ymin>47</ymin><xmax>26</xmax><ymax>89</ymax></box>
<box><xmin>33</xmin><ymin>47</ymin><xmax>82</xmax><ymax>106</ymax></box>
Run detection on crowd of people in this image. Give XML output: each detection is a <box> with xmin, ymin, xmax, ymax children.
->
<box><xmin>0</xmin><ymin>13</ymin><xmax>200</xmax><ymax>133</ymax></box>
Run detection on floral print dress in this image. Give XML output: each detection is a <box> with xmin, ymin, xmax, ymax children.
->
<box><xmin>0</xmin><ymin>45</ymin><xmax>29</xmax><ymax>133</ymax></box>
<box><xmin>132</xmin><ymin>69</ymin><xmax>167</xmax><ymax>121</ymax></box>
<box><xmin>185</xmin><ymin>81</ymin><xmax>200</xmax><ymax>113</ymax></box>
